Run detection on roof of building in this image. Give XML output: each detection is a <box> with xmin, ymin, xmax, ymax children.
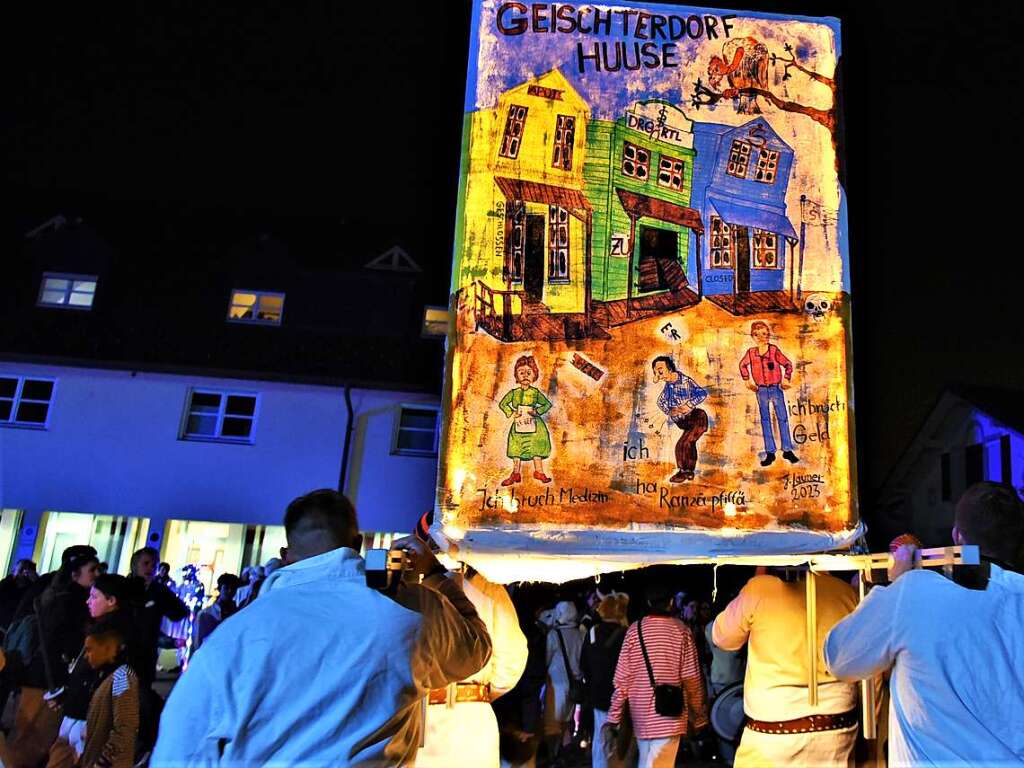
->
<box><xmin>1</xmin><ymin>214</ymin><xmax>448</xmax><ymax>393</ymax></box>
<box><xmin>878</xmin><ymin>385</ymin><xmax>1024</xmax><ymax>497</ymax></box>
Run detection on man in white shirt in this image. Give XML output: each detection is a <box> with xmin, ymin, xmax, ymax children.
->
<box><xmin>825</xmin><ymin>481</ymin><xmax>1024</xmax><ymax>767</ymax></box>
<box><xmin>412</xmin><ymin>511</ymin><xmax>529</xmax><ymax>767</ymax></box>
<box><xmin>152</xmin><ymin>489</ymin><xmax>492</xmax><ymax>766</ymax></box>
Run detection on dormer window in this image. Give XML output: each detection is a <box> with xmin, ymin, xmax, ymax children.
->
<box><xmin>37</xmin><ymin>273</ymin><xmax>97</xmax><ymax>309</ymax></box>
<box><xmin>227</xmin><ymin>290</ymin><xmax>284</xmax><ymax>325</ymax></box>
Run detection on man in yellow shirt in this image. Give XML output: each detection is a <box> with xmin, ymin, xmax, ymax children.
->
<box><xmin>712</xmin><ymin>569</ymin><xmax>858</xmax><ymax>767</ymax></box>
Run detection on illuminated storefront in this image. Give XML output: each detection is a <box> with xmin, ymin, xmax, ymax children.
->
<box><xmin>33</xmin><ymin>511</ymin><xmax>149</xmax><ymax>574</ymax></box>
<box><xmin>161</xmin><ymin>520</ymin><xmax>288</xmax><ymax>594</ymax></box>
<box><xmin>0</xmin><ymin>510</ymin><xmax>23</xmax><ymax>575</ymax></box>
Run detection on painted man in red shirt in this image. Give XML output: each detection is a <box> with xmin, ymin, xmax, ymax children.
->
<box><xmin>738</xmin><ymin>321</ymin><xmax>798</xmax><ymax>467</ymax></box>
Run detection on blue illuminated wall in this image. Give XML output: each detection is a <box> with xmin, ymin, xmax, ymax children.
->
<box><xmin>874</xmin><ymin>391</ymin><xmax>1024</xmax><ymax>547</ymax></box>
<box><xmin>0</xmin><ymin>362</ymin><xmax>438</xmax><ymax>563</ymax></box>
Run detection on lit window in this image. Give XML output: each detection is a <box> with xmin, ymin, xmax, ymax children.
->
<box><xmin>0</xmin><ymin>377</ymin><xmax>55</xmax><ymax>428</ymax></box>
<box><xmin>709</xmin><ymin>216</ymin><xmax>734</xmax><ymax>268</ymax></box>
<box><xmin>754</xmin><ymin>148</ymin><xmax>779</xmax><ymax>184</ymax></box>
<box><xmin>548</xmin><ymin>206</ymin><xmax>570</xmax><ymax>282</ymax></box>
<box><xmin>37</xmin><ymin>273</ymin><xmax>97</xmax><ymax>309</ymax></box>
<box><xmin>227</xmin><ymin>290</ymin><xmax>284</xmax><ymax>325</ymax></box>
<box><xmin>499</xmin><ymin>104</ymin><xmax>528</xmax><ymax>159</ymax></box>
<box><xmin>422</xmin><ymin>306</ymin><xmax>449</xmax><ymax>338</ymax></box>
<box><xmin>182</xmin><ymin>390</ymin><xmax>258</xmax><ymax>443</ymax></box>
<box><xmin>726</xmin><ymin>140</ymin><xmax>751</xmax><ymax>179</ymax></box>
<box><xmin>551</xmin><ymin>115</ymin><xmax>576</xmax><ymax>170</ymax></box>
<box><xmin>621</xmin><ymin>142</ymin><xmax>650</xmax><ymax>180</ymax></box>
<box><xmin>752</xmin><ymin>229</ymin><xmax>779</xmax><ymax>268</ymax></box>
<box><xmin>393</xmin><ymin>406</ymin><xmax>439</xmax><ymax>456</ymax></box>
<box><xmin>657</xmin><ymin>155</ymin><xmax>685</xmax><ymax>191</ymax></box>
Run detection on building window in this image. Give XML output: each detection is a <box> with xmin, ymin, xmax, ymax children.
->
<box><xmin>499</xmin><ymin>104</ymin><xmax>528</xmax><ymax>159</ymax></box>
<box><xmin>0</xmin><ymin>377</ymin><xmax>55</xmax><ymax>428</ymax></box>
<box><xmin>227</xmin><ymin>290</ymin><xmax>285</xmax><ymax>325</ymax></box>
<box><xmin>37</xmin><ymin>273</ymin><xmax>97</xmax><ymax>310</ymax></box>
<box><xmin>752</xmin><ymin>229</ymin><xmax>779</xmax><ymax>268</ymax></box>
<box><xmin>709</xmin><ymin>216</ymin><xmax>733</xmax><ymax>268</ymax></box>
<box><xmin>965</xmin><ymin>443</ymin><xmax>984</xmax><ymax>487</ymax></box>
<box><xmin>182</xmin><ymin>390</ymin><xmax>258</xmax><ymax>443</ymax></box>
<box><xmin>726</xmin><ymin>140</ymin><xmax>751</xmax><ymax>179</ymax></box>
<box><xmin>548</xmin><ymin>206</ymin><xmax>570</xmax><ymax>282</ymax></box>
<box><xmin>392</xmin><ymin>405</ymin><xmax>439</xmax><ymax>456</ymax></box>
<box><xmin>657</xmin><ymin>155</ymin><xmax>685</xmax><ymax>191</ymax></box>
<box><xmin>551</xmin><ymin>115</ymin><xmax>576</xmax><ymax>170</ymax></box>
<box><xmin>621</xmin><ymin>142</ymin><xmax>650</xmax><ymax>180</ymax></box>
<box><xmin>754</xmin><ymin>148</ymin><xmax>779</xmax><ymax>184</ymax></box>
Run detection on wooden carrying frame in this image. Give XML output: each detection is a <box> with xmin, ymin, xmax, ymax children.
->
<box><xmin>796</xmin><ymin>545</ymin><xmax>980</xmax><ymax>739</ymax></box>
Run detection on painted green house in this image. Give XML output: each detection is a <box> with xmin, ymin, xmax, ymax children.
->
<box><xmin>584</xmin><ymin>100</ymin><xmax>705</xmax><ymax>326</ymax></box>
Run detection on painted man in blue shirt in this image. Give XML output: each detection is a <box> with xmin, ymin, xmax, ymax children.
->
<box><xmin>652</xmin><ymin>355</ymin><xmax>709</xmax><ymax>483</ymax></box>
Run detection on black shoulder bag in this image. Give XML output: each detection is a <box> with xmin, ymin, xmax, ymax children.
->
<box><xmin>555</xmin><ymin>627</ymin><xmax>586</xmax><ymax>704</ymax></box>
<box><xmin>637</xmin><ymin>617</ymin><xmax>684</xmax><ymax>717</ymax></box>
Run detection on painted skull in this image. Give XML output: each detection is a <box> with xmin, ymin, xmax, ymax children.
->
<box><xmin>804</xmin><ymin>293</ymin><xmax>832</xmax><ymax>322</ymax></box>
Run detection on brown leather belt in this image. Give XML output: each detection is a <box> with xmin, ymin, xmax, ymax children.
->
<box><xmin>428</xmin><ymin>683</ymin><xmax>492</xmax><ymax>705</ymax></box>
<box><xmin>745</xmin><ymin>709</ymin><xmax>858</xmax><ymax>735</ymax></box>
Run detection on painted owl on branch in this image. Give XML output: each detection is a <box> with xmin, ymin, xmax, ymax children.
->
<box><xmin>707</xmin><ymin>36</ymin><xmax>769</xmax><ymax>114</ymax></box>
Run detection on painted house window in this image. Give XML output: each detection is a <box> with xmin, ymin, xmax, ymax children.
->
<box><xmin>37</xmin><ymin>273</ymin><xmax>97</xmax><ymax>309</ymax></box>
<box><xmin>752</xmin><ymin>229</ymin><xmax>779</xmax><ymax>268</ymax></box>
<box><xmin>754</xmin><ymin>148</ymin><xmax>780</xmax><ymax>184</ymax></box>
<box><xmin>499</xmin><ymin>104</ymin><xmax>528</xmax><ymax>159</ymax></box>
<box><xmin>551</xmin><ymin>115</ymin><xmax>575</xmax><ymax>170</ymax></box>
<box><xmin>621</xmin><ymin>142</ymin><xmax>650</xmax><ymax>180</ymax></box>
<box><xmin>726</xmin><ymin>140</ymin><xmax>751</xmax><ymax>179</ymax></box>
<box><xmin>507</xmin><ymin>202</ymin><xmax>525</xmax><ymax>282</ymax></box>
<box><xmin>0</xmin><ymin>377</ymin><xmax>55</xmax><ymax>428</ymax></box>
<box><xmin>709</xmin><ymin>216</ymin><xmax>734</xmax><ymax>268</ymax></box>
<box><xmin>657</xmin><ymin>155</ymin><xmax>685</xmax><ymax>191</ymax></box>
<box><xmin>548</xmin><ymin>206</ymin><xmax>570</xmax><ymax>282</ymax></box>
<box><xmin>182</xmin><ymin>390</ymin><xmax>258</xmax><ymax>443</ymax></box>
<box><xmin>228</xmin><ymin>290</ymin><xmax>285</xmax><ymax>325</ymax></box>
<box><xmin>393</xmin><ymin>405</ymin><xmax>440</xmax><ymax>456</ymax></box>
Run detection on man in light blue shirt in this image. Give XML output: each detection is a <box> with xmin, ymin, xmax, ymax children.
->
<box><xmin>152</xmin><ymin>489</ymin><xmax>492</xmax><ymax>767</ymax></box>
<box><xmin>825</xmin><ymin>482</ymin><xmax>1024</xmax><ymax>767</ymax></box>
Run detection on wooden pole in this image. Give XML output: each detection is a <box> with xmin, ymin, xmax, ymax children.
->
<box><xmin>798</xmin><ymin>195</ymin><xmax>807</xmax><ymax>300</ymax></box>
<box><xmin>859</xmin><ymin>569</ymin><xmax>878</xmax><ymax>740</ymax></box>
<box><xmin>805</xmin><ymin>569</ymin><xmax>818</xmax><ymax>707</ymax></box>
<box><xmin>694</xmin><ymin>229</ymin><xmax>704</xmax><ymax>299</ymax></box>
<box><xmin>626</xmin><ymin>214</ymin><xmax>637</xmax><ymax>319</ymax></box>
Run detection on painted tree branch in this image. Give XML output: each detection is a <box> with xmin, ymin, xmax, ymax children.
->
<box><xmin>771</xmin><ymin>44</ymin><xmax>835</xmax><ymax>92</ymax></box>
<box><xmin>690</xmin><ymin>39</ymin><xmax>839</xmax><ymax>148</ymax></box>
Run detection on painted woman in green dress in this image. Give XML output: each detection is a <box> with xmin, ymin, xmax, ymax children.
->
<box><xmin>498</xmin><ymin>355</ymin><xmax>552</xmax><ymax>486</ymax></box>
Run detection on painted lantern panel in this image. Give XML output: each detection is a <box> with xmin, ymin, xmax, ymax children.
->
<box><xmin>439</xmin><ymin>0</ymin><xmax>858</xmax><ymax>581</ymax></box>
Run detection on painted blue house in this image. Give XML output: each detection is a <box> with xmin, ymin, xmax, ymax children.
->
<box><xmin>687</xmin><ymin>117</ymin><xmax>799</xmax><ymax>314</ymax></box>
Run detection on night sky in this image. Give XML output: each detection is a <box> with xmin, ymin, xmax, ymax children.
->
<box><xmin>5</xmin><ymin>1</ymin><xmax>1023</xmax><ymax>497</ymax></box>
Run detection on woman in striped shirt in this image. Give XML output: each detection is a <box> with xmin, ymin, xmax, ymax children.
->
<box><xmin>604</xmin><ymin>584</ymin><xmax>708</xmax><ymax>768</ymax></box>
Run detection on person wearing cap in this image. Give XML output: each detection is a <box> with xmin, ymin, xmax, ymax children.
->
<box><xmin>825</xmin><ymin>481</ymin><xmax>1024</xmax><ymax>766</ymax></box>
<box><xmin>413</xmin><ymin>510</ymin><xmax>528</xmax><ymax>768</ymax></box>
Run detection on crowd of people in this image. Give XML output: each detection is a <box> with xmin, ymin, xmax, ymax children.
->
<box><xmin>0</xmin><ymin>544</ymin><xmax>282</xmax><ymax>767</ymax></box>
<box><xmin>0</xmin><ymin>479</ymin><xmax>1020</xmax><ymax>767</ymax></box>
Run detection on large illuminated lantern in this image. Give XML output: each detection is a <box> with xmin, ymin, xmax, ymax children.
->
<box><xmin>437</xmin><ymin>1</ymin><xmax>858</xmax><ymax>582</ymax></box>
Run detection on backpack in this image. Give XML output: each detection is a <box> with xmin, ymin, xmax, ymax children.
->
<box><xmin>2</xmin><ymin>597</ymin><xmax>53</xmax><ymax>689</ymax></box>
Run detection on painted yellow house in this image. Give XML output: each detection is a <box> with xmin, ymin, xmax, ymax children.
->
<box><xmin>456</xmin><ymin>69</ymin><xmax>595</xmax><ymax>341</ymax></box>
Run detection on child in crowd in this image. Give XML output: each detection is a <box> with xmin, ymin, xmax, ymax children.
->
<box><xmin>78</xmin><ymin>619</ymin><xmax>140</xmax><ymax>768</ymax></box>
